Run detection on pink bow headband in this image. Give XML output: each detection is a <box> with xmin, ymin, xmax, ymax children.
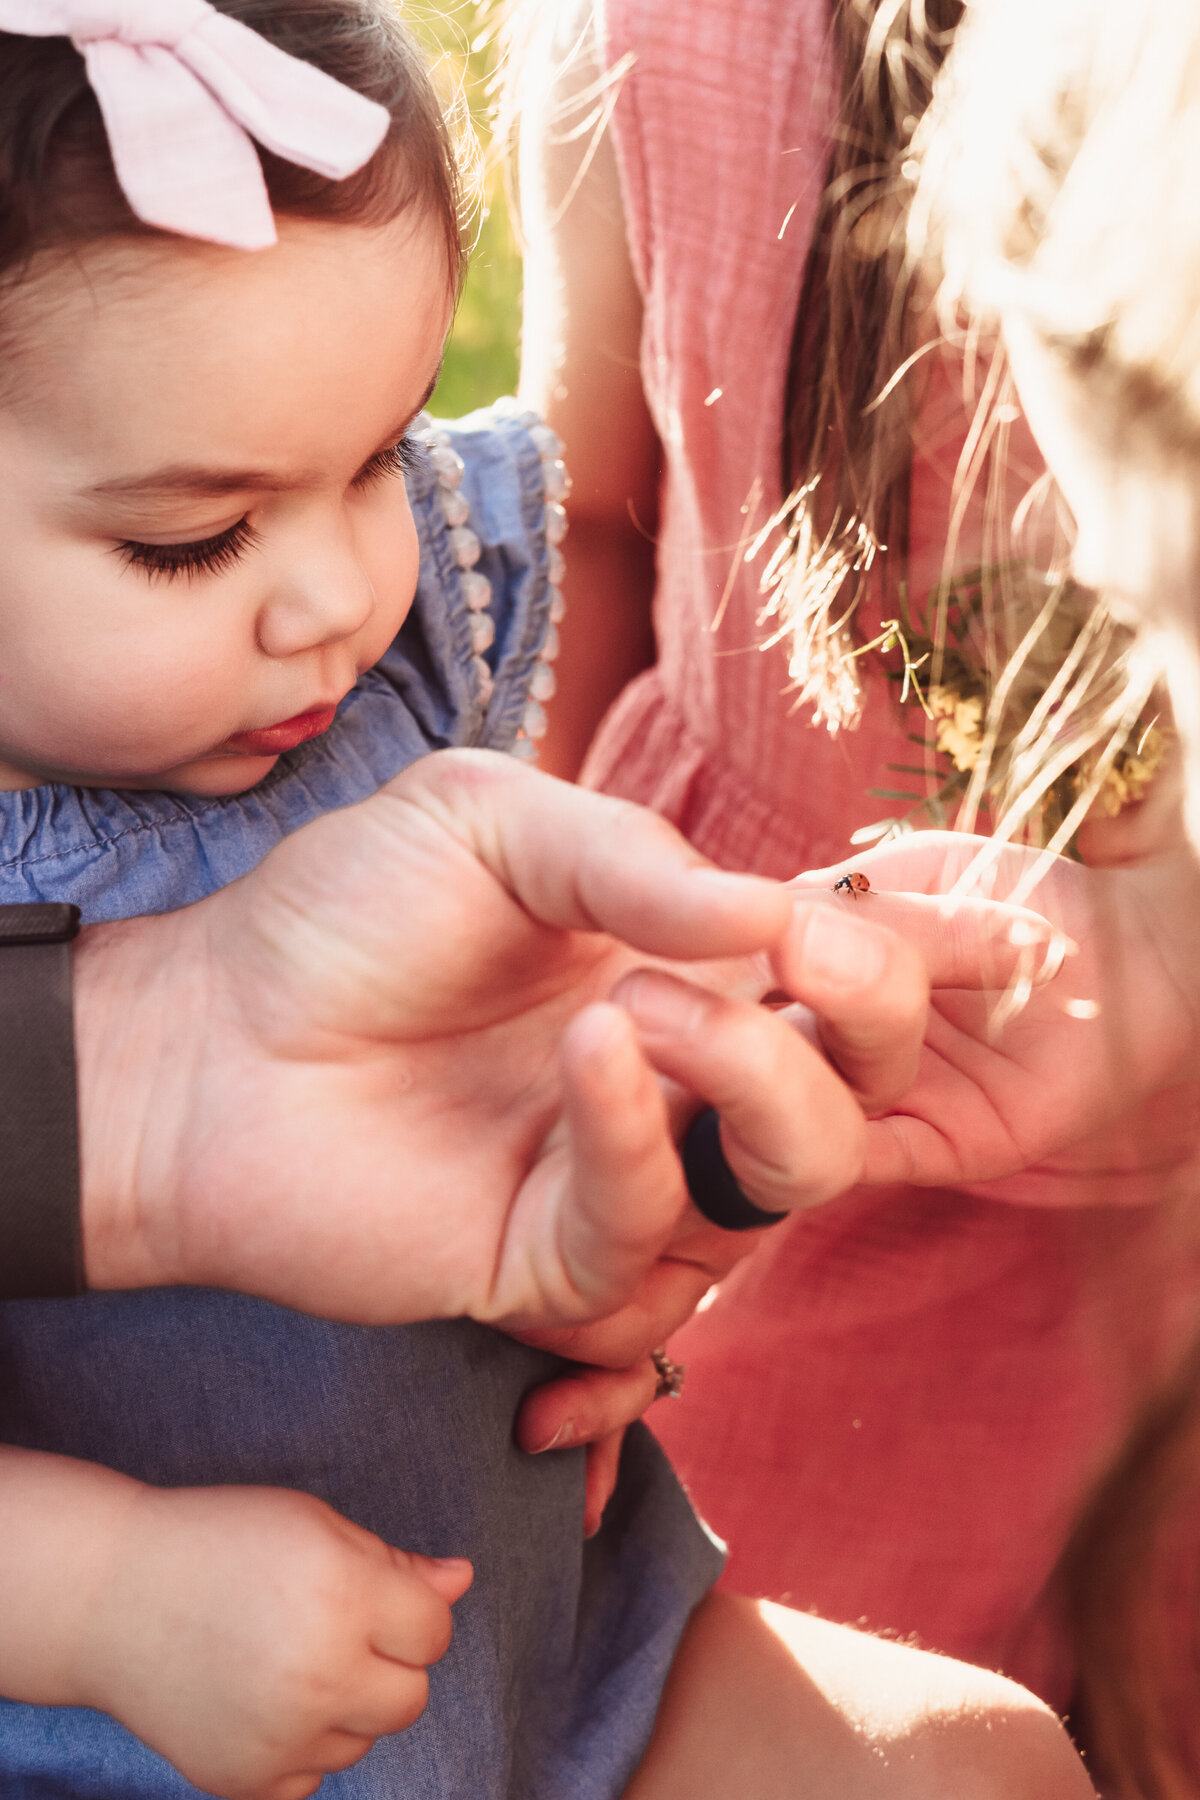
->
<box><xmin>0</xmin><ymin>0</ymin><xmax>390</xmax><ymax>249</ymax></box>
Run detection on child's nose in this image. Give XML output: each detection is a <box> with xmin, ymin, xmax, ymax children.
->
<box><xmin>257</xmin><ymin>551</ymin><xmax>375</xmax><ymax>659</ymax></box>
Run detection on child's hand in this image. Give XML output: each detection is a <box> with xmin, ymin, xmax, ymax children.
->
<box><xmin>75</xmin><ymin>1484</ymin><xmax>471</xmax><ymax>1800</ymax></box>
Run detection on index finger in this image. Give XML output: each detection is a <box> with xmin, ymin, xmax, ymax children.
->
<box><xmin>779</xmin><ymin>886</ymin><xmax>1066</xmax><ymax>994</ymax></box>
<box><xmin>389</xmin><ymin>750</ymin><xmax>793</xmax><ymax>961</ymax></box>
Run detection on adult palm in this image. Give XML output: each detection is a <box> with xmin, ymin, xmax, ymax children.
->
<box><xmin>76</xmin><ymin>750</ymin><xmax>799</xmax><ymax>1328</ymax></box>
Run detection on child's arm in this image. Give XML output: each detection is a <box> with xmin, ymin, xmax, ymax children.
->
<box><xmin>624</xmin><ymin>1591</ymin><xmax>1096</xmax><ymax>1799</ymax></box>
<box><xmin>516</xmin><ymin>0</ymin><xmax>661</xmax><ymax>780</ymax></box>
<box><xmin>0</xmin><ymin>1445</ymin><xmax>470</xmax><ymax>1800</ymax></box>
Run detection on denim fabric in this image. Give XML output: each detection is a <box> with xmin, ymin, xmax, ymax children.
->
<box><xmin>0</xmin><ymin>1301</ymin><xmax>719</xmax><ymax>1799</ymax></box>
<box><xmin>0</xmin><ymin>409</ymin><xmax>554</xmax><ymax>923</ymax></box>
<box><xmin>0</xmin><ymin>410</ymin><xmax>723</xmax><ymax>1796</ymax></box>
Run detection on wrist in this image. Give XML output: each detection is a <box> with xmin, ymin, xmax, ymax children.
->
<box><xmin>0</xmin><ymin>1448</ymin><xmax>144</xmax><ymax>1709</ymax></box>
<box><xmin>1113</xmin><ymin>846</ymin><xmax>1200</xmax><ymax>1084</ymax></box>
<box><xmin>73</xmin><ymin>907</ymin><xmax>210</xmax><ymax>1291</ymax></box>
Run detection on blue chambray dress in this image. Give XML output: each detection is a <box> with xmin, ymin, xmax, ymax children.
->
<box><xmin>0</xmin><ymin>408</ymin><xmax>723</xmax><ymax>1799</ymax></box>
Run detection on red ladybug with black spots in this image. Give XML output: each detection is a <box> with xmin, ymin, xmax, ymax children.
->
<box><xmin>833</xmin><ymin>871</ymin><xmax>871</xmax><ymax>899</ymax></box>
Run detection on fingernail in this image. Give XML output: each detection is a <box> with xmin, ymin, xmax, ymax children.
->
<box><xmin>530</xmin><ymin>1421</ymin><xmax>575</xmax><ymax>1454</ymax></box>
<box><xmin>799</xmin><ymin>907</ymin><xmax>888</xmax><ymax>987</ymax></box>
<box><xmin>568</xmin><ymin>1002</ymin><xmax>629</xmax><ymax>1063</ymax></box>
<box><xmin>616</xmin><ymin>971</ymin><xmax>707</xmax><ymax>1035</ymax></box>
<box><xmin>430</xmin><ymin>1556</ymin><xmax>472</xmax><ymax>1571</ymax></box>
<box><xmin>1035</xmin><ymin>930</ymin><xmax>1071</xmax><ymax>982</ymax></box>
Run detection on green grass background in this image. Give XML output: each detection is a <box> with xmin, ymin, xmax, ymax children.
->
<box><xmin>408</xmin><ymin>3</ymin><xmax>524</xmax><ymax>418</ymax></box>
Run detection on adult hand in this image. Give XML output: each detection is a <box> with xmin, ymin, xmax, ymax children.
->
<box><xmin>73</xmin><ymin>751</ymin><xmax>792</xmax><ymax>1328</ymax></box>
<box><xmin>514</xmin><ymin>849</ymin><xmax>1069</xmax><ymax>1525</ymax></box>
<box><xmin>77</xmin><ymin>754</ymin><xmax>1050</xmax><ymax>1329</ymax></box>
<box><xmin>517</xmin><ymin>829</ymin><xmax>1200</xmax><ymax>1518</ymax></box>
<box><xmin>803</xmin><ymin>832</ymin><xmax>1200</xmax><ymax>1204</ymax></box>
<box><xmin>515</xmin><ymin>1214</ymin><xmax>748</xmax><ymax>1534</ymax></box>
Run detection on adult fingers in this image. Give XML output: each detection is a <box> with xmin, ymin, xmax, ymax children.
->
<box><xmin>779</xmin><ymin>888</ymin><xmax>1065</xmax><ymax>998</ymax></box>
<box><xmin>797</xmin><ymin>830</ymin><xmax>1026</xmax><ymax>898</ymax></box>
<box><xmin>514</xmin><ymin>1243</ymin><xmax>743</xmax><ymax>1369</ymax></box>
<box><xmin>584</xmin><ymin>1431</ymin><xmax>627</xmax><ymax>1538</ymax></box>
<box><xmin>772</xmin><ymin>888</ymin><xmax>1065</xmax><ymax>1108</ymax></box>
<box><xmin>793</xmin><ymin>837</ymin><xmax>1070</xmax><ymax>974</ymax></box>
<box><xmin>615</xmin><ymin>971</ymin><xmax>867</xmax><ymax>1212</ymax></box>
<box><xmin>389</xmin><ymin>750</ymin><xmax>792</xmax><ymax>960</ymax></box>
<box><xmin>500</xmin><ymin>1002</ymin><xmax>689</xmax><ymax>1323</ymax></box>
<box><xmin>517</xmin><ymin>1359</ymin><xmax>660</xmax><ymax>1455</ymax></box>
<box><xmin>769</xmin><ymin>902</ymin><xmax>930</xmax><ymax>1106</ymax></box>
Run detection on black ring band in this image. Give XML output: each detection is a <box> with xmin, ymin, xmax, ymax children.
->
<box><xmin>681</xmin><ymin>1107</ymin><xmax>788</xmax><ymax>1232</ymax></box>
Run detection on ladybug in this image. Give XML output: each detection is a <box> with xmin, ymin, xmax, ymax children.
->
<box><xmin>833</xmin><ymin>871</ymin><xmax>871</xmax><ymax>899</ymax></box>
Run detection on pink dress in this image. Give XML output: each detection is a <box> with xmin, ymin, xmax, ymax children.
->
<box><xmin>586</xmin><ymin>0</ymin><xmax>1200</xmax><ymax>1710</ymax></box>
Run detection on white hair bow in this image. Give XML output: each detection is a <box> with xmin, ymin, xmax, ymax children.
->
<box><xmin>0</xmin><ymin>0</ymin><xmax>391</xmax><ymax>249</ymax></box>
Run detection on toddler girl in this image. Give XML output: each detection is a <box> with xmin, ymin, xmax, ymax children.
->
<box><xmin>0</xmin><ymin>4</ymin><xmax>724</xmax><ymax>1794</ymax></box>
<box><xmin>0</xmin><ymin>3</ymin><xmax>1095</xmax><ymax>1797</ymax></box>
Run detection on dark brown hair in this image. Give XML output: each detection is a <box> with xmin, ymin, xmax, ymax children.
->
<box><xmin>766</xmin><ymin>0</ymin><xmax>964</xmax><ymax>727</ymax></box>
<box><xmin>785</xmin><ymin>0</ymin><xmax>962</xmax><ymax>525</ymax></box>
<box><xmin>0</xmin><ymin>0</ymin><xmax>464</xmax><ymax>285</ymax></box>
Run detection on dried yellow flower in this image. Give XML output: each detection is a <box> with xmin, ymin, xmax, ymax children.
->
<box><xmin>928</xmin><ymin>686</ymin><xmax>985</xmax><ymax>773</ymax></box>
<box><xmin>1092</xmin><ymin>725</ymin><xmax>1169</xmax><ymax>817</ymax></box>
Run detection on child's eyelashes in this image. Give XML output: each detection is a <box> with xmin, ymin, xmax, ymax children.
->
<box><xmin>116</xmin><ymin>519</ymin><xmax>261</xmax><ymax>583</ymax></box>
<box><xmin>114</xmin><ymin>436</ymin><xmax>420</xmax><ymax>580</ymax></box>
<box><xmin>353</xmin><ymin>433</ymin><xmax>423</xmax><ymax>489</ymax></box>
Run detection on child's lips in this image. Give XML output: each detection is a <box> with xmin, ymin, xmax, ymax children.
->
<box><xmin>222</xmin><ymin>705</ymin><xmax>339</xmax><ymax>757</ymax></box>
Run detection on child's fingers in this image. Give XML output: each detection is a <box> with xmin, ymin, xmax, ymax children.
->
<box><xmin>333</xmin><ymin>1666</ymin><xmax>431</xmax><ymax>1744</ymax></box>
<box><xmin>404</xmin><ymin>1552</ymin><xmax>474</xmax><ymax>1606</ymax></box>
<box><xmin>615</xmin><ymin>971</ymin><xmax>867</xmax><ymax>1212</ymax></box>
<box><xmin>344</xmin><ymin>1548</ymin><xmax>470</xmax><ymax>1748</ymax></box>
<box><xmin>393</xmin><ymin>751</ymin><xmax>792</xmax><ymax>959</ymax></box>
<box><xmin>370</xmin><ymin>1551</ymin><xmax>462</xmax><ymax>1667</ymax></box>
<box><xmin>290</xmin><ymin>1730</ymin><xmax>376</xmax><ymax>1781</ymax></box>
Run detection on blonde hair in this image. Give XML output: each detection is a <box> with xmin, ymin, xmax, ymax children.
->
<box><xmin>912</xmin><ymin>0</ymin><xmax>1200</xmax><ymax>442</ymax></box>
<box><xmin>915</xmin><ymin>6</ymin><xmax>1200</xmax><ymax>1787</ymax></box>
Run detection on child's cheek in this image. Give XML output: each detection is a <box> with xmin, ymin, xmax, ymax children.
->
<box><xmin>358</xmin><ymin>493</ymin><xmax>420</xmax><ymax>664</ymax></box>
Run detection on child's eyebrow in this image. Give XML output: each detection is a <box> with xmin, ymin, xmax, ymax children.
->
<box><xmin>81</xmin><ymin>363</ymin><xmax>444</xmax><ymax>502</ymax></box>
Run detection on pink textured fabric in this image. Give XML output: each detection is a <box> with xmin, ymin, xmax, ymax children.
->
<box><xmin>589</xmin><ymin>0</ymin><xmax>1200</xmax><ymax>1713</ymax></box>
<box><xmin>0</xmin><ymin>0</ymin><xmax>389</xmax><ymax>249</ymax></box>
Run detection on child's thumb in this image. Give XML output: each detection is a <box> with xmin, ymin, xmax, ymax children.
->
<box><xmin>401</xmin><ymin>1551</ymin><xmax>474</xmax><ymax>1605</ymax></box>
